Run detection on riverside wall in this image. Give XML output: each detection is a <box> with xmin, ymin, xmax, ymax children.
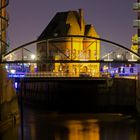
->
<box><xmin>0</xmin><ymin>65</ymin><xmax>19</xmax><ymax>133</ymax></box>
<box><xmin>136</xmin><ymin>64</ymin><xmax>140</xmax><ymax>115</ymax></box>
<box><xmin>18</xmin><ymin>77</ymin><xmax>137</xmax><ymax>115</ymax></box>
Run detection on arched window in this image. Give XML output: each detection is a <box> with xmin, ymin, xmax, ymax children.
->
<box><xmin>59</xmin><ymin>64</ymin><xmax>63</xmax><ymax>71</ymax></box>
<box><xmin>87</xmin><ymin>50</ymin><xmax>91</xmax><ymax>59</ymax></box>
<box><xmin>66</xmin><ymin>48</ymin><xmax>70</xmax><ymax>57</ymax></box>
<box><xmin>78</xmin><ymin>50</ymin><xmax>82</xmax><ymax>59</ymax></box>
<box><xmin>82</xmin><ymin>66</ymin><xmax>88</xmax><ymax>73</ymax></box>
<box><xmin>94</xmin><ymin>50</ymin><xmax>97</xmax><ymax>58</ymax></box>
<box><xmin>72</xmin><ymin>49</ymin><xmax>76</xmax><ymax>59</ymax></box>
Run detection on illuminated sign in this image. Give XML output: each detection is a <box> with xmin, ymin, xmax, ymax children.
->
<box><xmin>8</xmin><ymin>74</ymin><xmax>25</xmax><ymax>78</ymax></box>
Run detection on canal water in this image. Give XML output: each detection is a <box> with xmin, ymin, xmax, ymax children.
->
<box><xmin>0</xmin><ymin>104</ymin><xmax>140</xmax><ymax>140</ymax></box>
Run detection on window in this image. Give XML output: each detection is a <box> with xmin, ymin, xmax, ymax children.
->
<box><xmin>130</xmin><ymin>67</ymin><xmax>134</xmax><ymax>73</ymax></box>
<box><xmin>66</xmin><ymin>48</ymin><xmax>70</xmax><ymax>57</ymax></box>
<box><xmin>87</xmin><ymin>50</ymin><xmax>91</xmax><ymax>59</ymax></box>
<box><xmin>72</xmin><ymin>49</ymin><xmax>76</xmax><ymax>59</ymax></box>
<box><xmin>94</xmin><ymin>50</ymin><xmax>97</xmax><ymax>58</ymax></box>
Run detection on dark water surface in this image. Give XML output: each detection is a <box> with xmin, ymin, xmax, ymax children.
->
<box><xmin>1</xmin><ymin>105</ymin><xmax>140</xmax><ymax>140</ymax></box>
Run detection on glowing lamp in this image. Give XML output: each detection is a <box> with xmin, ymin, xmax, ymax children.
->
<box><xmin>30</xmin><ymin>54</ymin><xmax>36</xmax><ymax>60</ymax></box>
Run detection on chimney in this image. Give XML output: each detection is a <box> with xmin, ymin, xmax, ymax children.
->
<box><xmin>79</xmin><ymin>8</ymin><xmax>84</xmax><ymax>31</ymax></box>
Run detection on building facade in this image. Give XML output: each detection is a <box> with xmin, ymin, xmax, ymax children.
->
<box><xmin>133</xmin><ymin>0</ymin><xmax>140</xmax><ymax>53</ymax></box>
<box><xmin>37</xmin><ymin>9</ymin><xmax>100</xmax><ymax>77</ymax></box>
<box><xmin>0</xmin><ymin>0</ymin><xmax>19</xmax><ymax>125</ymax></box>
<box><xmin>0</xmin><ymin>0</ymin><xmax>8</xmax><ymax>61</ymax></box>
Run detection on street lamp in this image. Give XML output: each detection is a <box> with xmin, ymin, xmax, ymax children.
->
<box><xmin>30</xmin><ymin>54</ymin><xmax>36</xmax><ymax>60</ymax></box>
<box><xmin>116</xmin><ymin>54</ymin><xmax>122</xmax><ymax>59</ymax></box>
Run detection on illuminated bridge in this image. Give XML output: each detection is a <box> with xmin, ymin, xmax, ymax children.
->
<box><xmin>2</xmin><ymin>35</ymin><xmax>140</xmax><ymax>78</ymax></box>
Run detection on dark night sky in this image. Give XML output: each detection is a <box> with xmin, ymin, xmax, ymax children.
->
<box><xmin>7</xmin><ymin>0</ymin><xmax>136</xmax><ymax>50</ymax></box>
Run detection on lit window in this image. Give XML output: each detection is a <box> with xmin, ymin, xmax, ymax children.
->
<box><xmin>72</xmin><ymin>49</ymin><xmax>76</xmax><ymax>59</ymax></box>
<box><xmin>87</xmin><ymin>50</ymin><xmax>91</xmax><ymax>59</ymax></box>
<box><xmin>94</xmin><ymin>50</ymin><xmax>97</xmax><ymax>58</ymax></box>
<box><xmin>66</xmin><ymin>48</ymin><xmax>70</xmax><ymax>57</ymax></box>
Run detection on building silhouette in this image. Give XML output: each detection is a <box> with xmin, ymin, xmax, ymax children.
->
<box><xmin>37</xmin><ymin>9</ymin><xmax>100</xmax><ymax>77</ymax></box>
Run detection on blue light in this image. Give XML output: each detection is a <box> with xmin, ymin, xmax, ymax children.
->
<box><xmin>14</xmin><ymin>82</ymin><xmax>18</xmax><ymax>89</ymax></box>
<box><xmin>8</xmin><ymin>74</ymin><xmax>25</xmax><ymax>78</ymax></box>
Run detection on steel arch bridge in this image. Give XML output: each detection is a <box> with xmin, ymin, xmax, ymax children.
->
<box><xmin>3</xmin><ymin>35</ymin><xmax>140</xmax><ymax>63</ymax></box>
<box><xmin>2</xmin><ymin>35</ymin><xmax>140</xmax><ymax>78</ymax></box>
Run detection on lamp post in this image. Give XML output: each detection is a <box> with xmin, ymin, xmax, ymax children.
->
<box><xmin>30</xmin><ymin>54</ymin><xmax>36</xmax><ymax>72</ymax></box>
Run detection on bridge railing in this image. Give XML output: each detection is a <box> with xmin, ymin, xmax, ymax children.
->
<box><xmin>9</xmin><ymin>72</ymin><xmax>93</xmax><ymax>78</ymax></box>
<box><xmin>8</xmin><ymin>70</ymin><xmax>138</xmax><ymax>79</ymax></box>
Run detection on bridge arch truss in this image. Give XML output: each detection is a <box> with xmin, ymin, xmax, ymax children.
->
<box><xmin>3</xmin><ymin>35</ymin><xmax>140</xmax><ymax>63</ymax></box>
<box><xmin>2</xmin><ymin>35</ymin><xmax>140</xmax><ymax>77</ymax></box>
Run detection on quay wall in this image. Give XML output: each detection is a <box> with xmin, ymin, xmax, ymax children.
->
<box><xmin>136</xmin><ymin>64</ymin><xmax>140</xmax><ymax>115</ymax></box>
<box><xmin>18</xmin><ymin>77</ymin><xmax>137</xmax><ymax>114</ymax></box>
<box><xmin>0</xmin><ymin>65</ymin><xmax>19</xmax><ymax>133</ymax></box>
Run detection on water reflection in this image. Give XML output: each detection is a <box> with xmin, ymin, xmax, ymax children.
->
<box><xmin>1</xmin><ymin>106</ymin><xmax>140</xmax><ymax>140</ymax></box>
<box><xmin>65</xmin><ymin>120</ymin><xmax>99</xmax><ymax>140</ymax></box>
<box><xmin>0</xmin><ymin>125</ymin><xmax>19</xmax><ymax>140</ymax></box>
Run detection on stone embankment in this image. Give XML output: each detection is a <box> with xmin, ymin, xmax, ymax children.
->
<box><xmin>0</xmin><ymin>64</ymin><xmax>19</xmax><ymax>133</ymax></box>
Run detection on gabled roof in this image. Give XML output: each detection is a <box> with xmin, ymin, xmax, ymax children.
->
<box><xmin>38</xmin><ymin>12</ymin><xmax>70</xmax><ymax>40</ymax></box>
<box><xmin>85</xmin><ymin>24</ymin><xmax>98</xmax><ymax>37</ymax></box>
<box><xmin>38</xmin><ymin>12</ymin><xmax>69</xmax><ymax>40</ymax></box>
<box><xmin>85</xmin><ymin>25</ymin><xmax>92</xmax><ymax>35</ymax></box>
<box><xmin>38</xmin><ymin>9</ymin><xmax>99</xmax><ymax>40</ymax></box>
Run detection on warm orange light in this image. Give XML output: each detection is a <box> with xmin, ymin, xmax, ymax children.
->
<box><xmin>66</xmin><ymin>120</ymin><xmax>100</xmax><ymax>140</ymax></box>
